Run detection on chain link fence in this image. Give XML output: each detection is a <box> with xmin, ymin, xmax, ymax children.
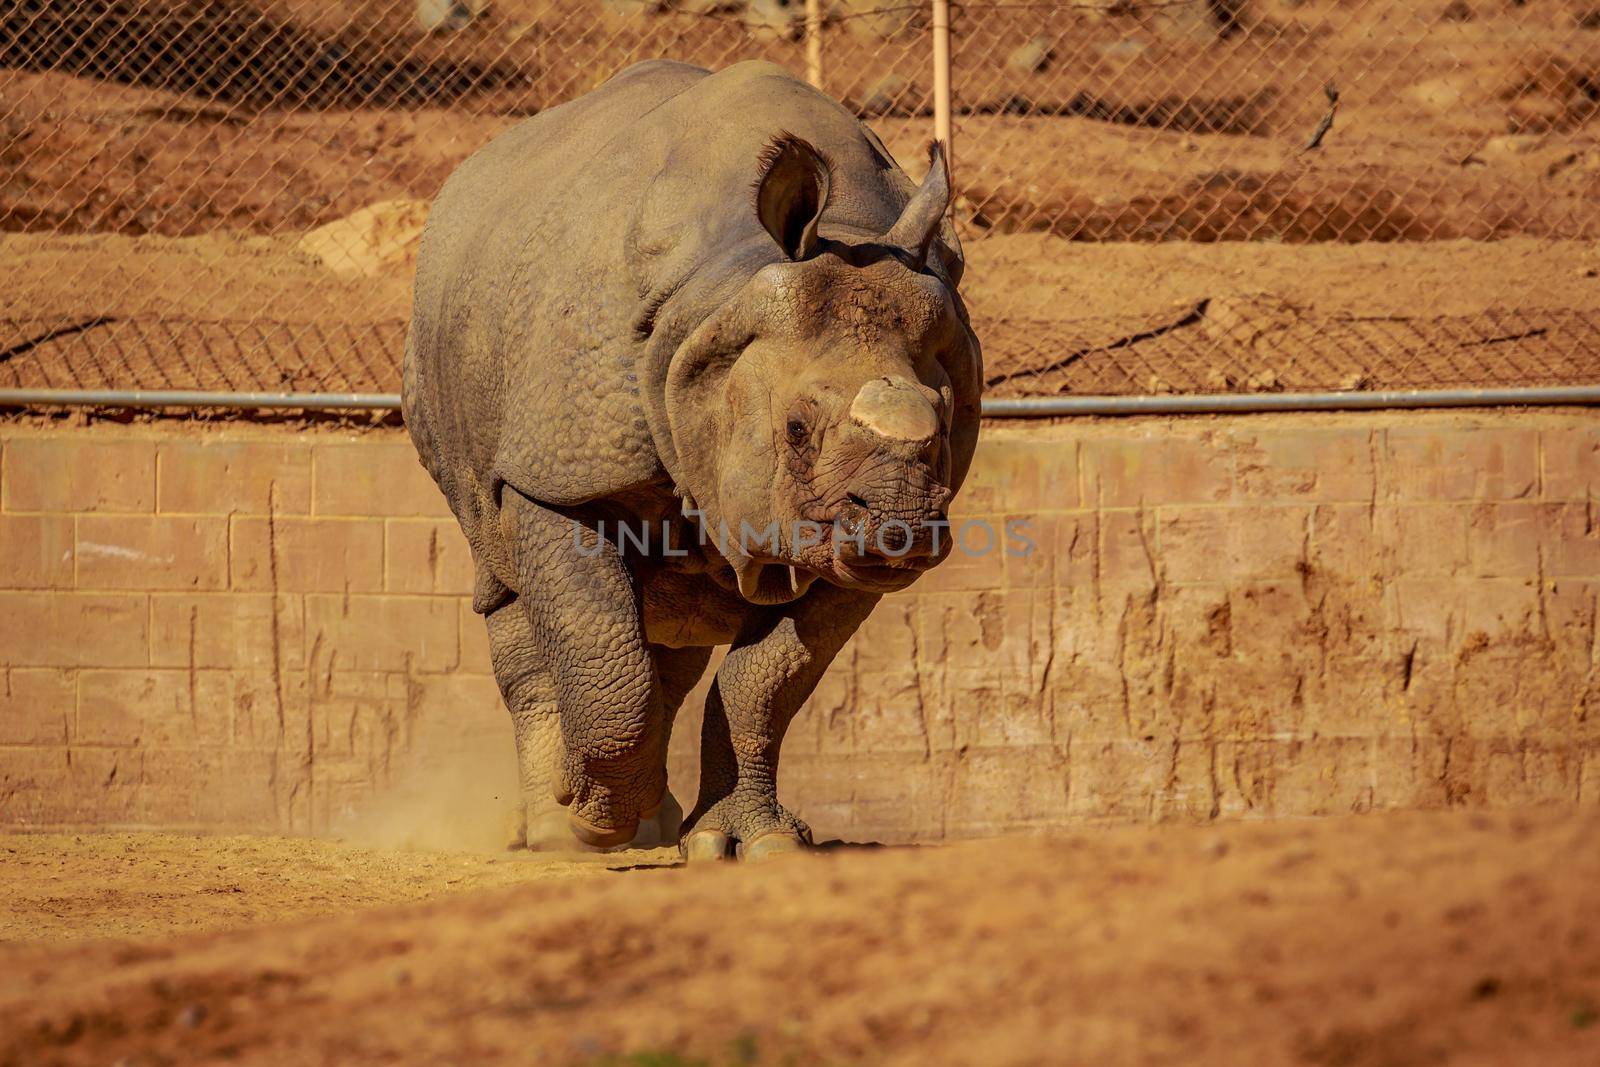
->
<box><xmin>1</xmin><ymin>0</ymin><xmax>1597</xmax><ymax>403</ymax></box>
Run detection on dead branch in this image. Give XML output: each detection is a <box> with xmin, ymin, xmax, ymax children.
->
<box><xmin>1303</xmin><ymin>84</ymin><xmax>1339</xmax><ymax>150</ymax></box>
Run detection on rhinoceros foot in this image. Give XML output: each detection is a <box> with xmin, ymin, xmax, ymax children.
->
<box><xmin>680</xmin><ymin>798</ymin><xmax>813</xmax><ymax>864</ymax></box>
<box><xmin>521</xmin><ymin>790</ymin><xmax>683</xmax><ymax>853</ymax></box>
<box><xmin>627</xmin><ymin>792</ymin><xmax>684</xmax><ymax>849</ymax></box>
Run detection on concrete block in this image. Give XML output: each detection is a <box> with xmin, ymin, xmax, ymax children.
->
<box><xmin>77</xmin><ymin>515</ymin><xmax>229</xmax><ymax>591</ymax></box>
<box><xmin>1542</xmin><ymin>425</ymin><xmax>1600</xmax><ymax>501</ymax></box>
<box><xmin>1159</xmin><ymin>505</ymin><xmax>1309</xmax><ymax>583</ymax></box>
<box><xmin>0</xmin><ymin>669</ymin><xmax>74</xmax><ymax>745</ymax></box>
<box><xmin>231</xmin><ymin>516</ymin><xmax>384</xmax><ymax>593</ymax></box>
<box><xmin>0</xmin><ymin>592</ymin><xmax>148</xmax><ymax>668</ymax></box>
<box><xmin>149</xmin><ymin>593</ymin><xmax>305</xmax><ymax>671</ymax></box>
<box><xmin>0</xmin><ymin>514</ymin><xmax>75</xmax><ymax>588</ymax></box>
<box><xmin>1</xmin><ymin>435</ymin><xmax>155</xmax><ymax>513</ymax></box>
<box><xmin>304</xmin><ymin>594</ymin><xmax>460</xmax><ymax>673</ymax></box>
<box><xmin>1385</xmin><ymin>426</ymin><xmax>1537</xmax><ymax>501</ymax></box>
<box><xmin>384</xmin><ymin>519</ymin><xmax>475</xmax><ymax>595</ymax></box>
<box><xmin>157</xmin><ymin>437</ymin><xmax>313</xmax><ymax>515</ymax></box>
<box><xmin>1082</xmin><ymin>430</ymin><xmax>1233</xmax><ymax>507</ymax></box>
<box><xmin>313</xmin><ymin>440</ymin><xmax>449</xmax><ymax>518</ymax></box>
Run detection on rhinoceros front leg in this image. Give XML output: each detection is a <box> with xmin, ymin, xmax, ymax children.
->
<box><xmin>681</xmin><ymin>583</ymin><xmax>879</xmax><ymax>863</ymax></box>
<box><xmin>504</xmin><ymin>491</ymin><xmax>672</xmax><ymax>848</ymax></box>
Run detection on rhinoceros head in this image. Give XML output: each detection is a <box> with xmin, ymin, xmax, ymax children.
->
<box><xmin>661</xmin><ymin>134</ymin><xmax>982</xmax><ymax>604</ymax></box>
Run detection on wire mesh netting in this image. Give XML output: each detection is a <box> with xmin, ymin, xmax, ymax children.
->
<box><xmin>1</xmin><ymin>0</ymin><xmax>1597</xmax><ymax>401</ymax></box>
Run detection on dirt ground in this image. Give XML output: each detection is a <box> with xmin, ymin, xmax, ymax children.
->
<box><xmin>0</xmin><ymin>832</ymin><xmax>673</xmax><ymax>944</ymax></box>
<box><xmin>1</xmin><ymin>806</ymin><xmax>1597</xmax><ymax>1066</ymax></box>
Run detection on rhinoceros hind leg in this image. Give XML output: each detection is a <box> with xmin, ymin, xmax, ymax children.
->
<box><xmin>485</xmin><ymin>599</ymin><xmax>574</xmax><ymax>851</ymax></box>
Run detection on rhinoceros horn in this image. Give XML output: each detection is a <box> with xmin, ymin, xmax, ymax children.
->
<box><xmin>850</xmin><ymin>375</ymin><xmax>941</xmax><ymax>445</ymax></box>
<box><xmin>883</xmin><ymin>140</ymin><xmax>951</xmax><ymax>269</ymax></box>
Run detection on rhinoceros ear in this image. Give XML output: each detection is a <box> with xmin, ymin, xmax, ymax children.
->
<box><xmin>884</xmin><ymin>140</ymin><xmax>951</xmax><ymax>270</ymax></box>
<box><xmin>754</xmin><ymin>133</ymin><xmax>832</xmax><ymax>261</ymax></box>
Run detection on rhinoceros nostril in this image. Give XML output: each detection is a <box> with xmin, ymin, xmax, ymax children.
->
<box><xmin>836</xmin><ymin>500</ymin><xmax>870</xmax><ymax>542</ymax></box>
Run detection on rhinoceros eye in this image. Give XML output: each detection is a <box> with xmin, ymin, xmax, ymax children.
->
<box><xmin>786</xmin><ymin>417</ymin><xmax>809</xmax><ymax>443</ymax></box>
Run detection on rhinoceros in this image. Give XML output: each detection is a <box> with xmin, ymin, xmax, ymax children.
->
<box><xmin>402</xmin><ymin>58</ymin><xmax>982</xmax><ymax>861</ymax></box>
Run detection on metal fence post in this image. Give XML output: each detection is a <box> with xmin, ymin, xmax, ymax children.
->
<box><xmin>931</xmin><ymin>0</ymin><xmax>952</xmax><ymax>161</ymax></box>
<box><xmin>805</xmin><ymin>0</ymin><xmax>823</xmax><ymax>89</ymax></box>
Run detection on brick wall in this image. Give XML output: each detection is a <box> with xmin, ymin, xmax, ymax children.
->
<box><xmin>1</xmin><ymin>413</ymin><xmax>1596</xmax><ymax>842</ymax></box>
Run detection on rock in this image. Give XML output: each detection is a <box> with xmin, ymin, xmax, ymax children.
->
<box><xmin>1202</xmin><ymin>292</ymin><xmax>1300</xmax><ymax>352</ymax></box>
<box><xmin>1480</xmin><ymin>133</ymin><xmax>1542</xmax><ymax>157</ymax></box>
<box><xmin>1080</xmin><ymin>0</ymin><xmax>1131</xmax><ymax>18</ymax></box>
<box><xmin>1007</xmin><ymin>37</ymin><xmax>1056</xmax><ymax>75</ymax></box>
<box><xmin>1404</xmin><ymin>76</ymin><xmax>1472</xmax><ymax>113</ymax></box>
<box><xmin>836</xmin><ymin>0</ymin><xmax>924</xmax><ymax>41</ymax></box>
<box><xmin>1499</xmin><ymin>53</ymin><xmax>1594</xmax><ymax>131</ymax></box>
<box><xmin>1506</xmin><ymin>93</ymin><xmax>1566</xmax><ymax>133</ymax></box>
<box><xmin>415</xmin><ymin>0</ymin><xmax>486</xmax><ymax>32</ymax></box>
<box><xmin>1098</xmin><ymin>37</ymin><xmax>1150</xmax><ymax>60</ymax></box>
<box><xmin>297</xmin><ymin>200</ymin><xmax>430</xmax><ymax>278</ymax></box>
<box><xmin>601</xmin><ymin>0</ymin><xmax>660</xmax><ymax>18</ymax></box>
<box><xmin>1244</xmin><ymin>369</ymin><xmax>1282</xmax><ymax>392</ymax></box>
<box><xmin>1156</xmin><ymin>0</ymin><xmax>1240</xmax><ymax>41</ymax></box>
<box><xmin>743</xmin><ymin>0</ymin><xmax>802</xmax><ymax>41</ymax></box>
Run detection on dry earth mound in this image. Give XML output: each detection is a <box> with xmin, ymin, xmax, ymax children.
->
<box><xmin>2</xmin><ymin>807</ymin><xmax>1597</xmax><ymax>1066</ymax></box>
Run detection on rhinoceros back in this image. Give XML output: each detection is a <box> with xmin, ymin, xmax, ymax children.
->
<box><xmin>403</xmin><ymin>59</ymin><xmax>919</xmax><ymax>611</ymax></box>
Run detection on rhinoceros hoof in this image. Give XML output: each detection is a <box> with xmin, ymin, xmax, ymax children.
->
<box><xmin>524</xmin><ymin>808</ymin><xmax>583</xmax><ymax>852</ymax></box>
<box><xmin>629</xmin><ymin>792</ymin><xmax>683</xmax><ymax>849</ymax></box>
<box><xmin>682</xmin><ymin>829</ymin><xmax>734</xmax><ymax>863</ymax></box>
<box><xmin>740</xmin><ymin>832</ymin><xmax>810</xmax><ymax>864</ymax></box>
<box><xmin>503</xmin><ymin>803</ymin><xmax>529</xmax><ymax>851</ymax></box>
<box><xmin>567</xmin><ymin>810</ymin><xmax>640</xmax><ymax>849</ymax></box>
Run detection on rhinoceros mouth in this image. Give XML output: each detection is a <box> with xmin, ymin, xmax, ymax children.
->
<box><xmin>822</xmin><ymin>554</ymin><xmax>930</xmax><ymax>593</ymax></box>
